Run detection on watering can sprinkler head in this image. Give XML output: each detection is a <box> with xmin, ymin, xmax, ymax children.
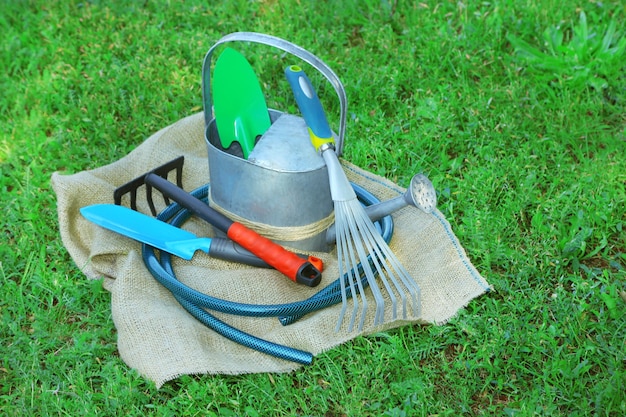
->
<box><xmin>406</xmin><ymin>173</ymin><xmax>437</xmax><ymax>214</ymax></box>
<box><xmin>325</xmin><ymin>173</ymin><xmax>437</xmax><ymax>244</ymax></box>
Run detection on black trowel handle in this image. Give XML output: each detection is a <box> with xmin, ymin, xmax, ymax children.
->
<box><xmin>209</xmin><ymin>237</ymin><xmax>273</xmax><ymax>268</ymax></box>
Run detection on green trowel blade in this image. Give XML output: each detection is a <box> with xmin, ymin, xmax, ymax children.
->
<box><xmin>213</xmin><ymin>47</ymin><xmax>272</xmax><ymax>159</ymax></box>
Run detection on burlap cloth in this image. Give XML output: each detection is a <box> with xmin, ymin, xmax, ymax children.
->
<box><xmin>52</xmin><ymin>112</ymin><xmax>490</xmax><ymax>387</ymax></box>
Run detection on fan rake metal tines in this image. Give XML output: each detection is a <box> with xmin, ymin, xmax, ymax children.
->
<box><xmin>323</xmin><ymin>145</ymin><xmax>422</xmax><ymax>331</ymax></box>
<box><xmin>285</xmin><ymin>65</ymin><xmax>422</xmax><ymax>331</ymax></box>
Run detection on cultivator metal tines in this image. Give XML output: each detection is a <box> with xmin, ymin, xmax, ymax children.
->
<box><xmin>113</xmin><ymin>155</ymin><xmax>185</xmax><ymax>216</ymax></box>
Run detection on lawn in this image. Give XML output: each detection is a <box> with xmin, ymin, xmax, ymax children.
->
<box><xmin>2</xmin><ymin>0</ymin><xmax>625</xmax><ymax>415</ymax></box>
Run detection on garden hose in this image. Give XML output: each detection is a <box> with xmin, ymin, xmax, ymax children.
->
<box><xmin>142</xmin><ymin>182</ymin><xmax>394</xmax><ymax>364</ymax></box>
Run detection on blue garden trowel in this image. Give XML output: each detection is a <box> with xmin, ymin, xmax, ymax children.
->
<box><xmin>80</xmin><ymin>204</ymin><xmax>272</xmax><ymax>267</ymax></box>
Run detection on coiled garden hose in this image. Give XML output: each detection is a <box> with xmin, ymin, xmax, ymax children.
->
<box><xmin>142</xmin><ymin>182</ymin><xmax>394</xmax><ymax>364</ymax></box>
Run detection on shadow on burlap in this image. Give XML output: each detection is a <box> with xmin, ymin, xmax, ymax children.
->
<box><xmin>52</xmin><ymin>112</ymin><xmax>491</xmax><ymax>387</ymax></box>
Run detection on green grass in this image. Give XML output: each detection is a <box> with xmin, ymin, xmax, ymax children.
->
<box><xmin>2</xmin><ymin>0</ymin><xmax>625</xmax><ymax>415</ymax></box>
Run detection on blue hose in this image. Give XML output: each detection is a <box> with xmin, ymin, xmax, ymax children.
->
<box><xmin>142</xmin><ymin>183</ymin><xmax>393</xmax><ymax>365</ymax></box>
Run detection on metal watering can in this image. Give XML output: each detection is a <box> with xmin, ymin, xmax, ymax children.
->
<box><xmin>202</xmin><ymin>32</ymin><xmax>348</xmax><ymax>252</ymax></box>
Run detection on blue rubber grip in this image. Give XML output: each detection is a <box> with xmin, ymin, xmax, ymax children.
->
<box><xmin>285</xmin><ymin>65</ymin><xmax>334</xmax><ymax>142</ymax></box>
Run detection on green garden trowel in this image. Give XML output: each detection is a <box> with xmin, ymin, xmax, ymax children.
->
<box><xmin>213</xmin><ymin>47</ymin><xmax>272</xmax><ymax>159</ymax></box>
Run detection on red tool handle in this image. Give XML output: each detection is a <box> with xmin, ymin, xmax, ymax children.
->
<box><xmin>227</xmin><ymin>223</ymin><xmax>322</xmax><ymax>287</ymax></box>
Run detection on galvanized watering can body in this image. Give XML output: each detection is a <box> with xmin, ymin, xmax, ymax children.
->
<box><xmin>202</xmin><ymin>33</ymin><xmax>348</xmax><ymax>252</ymax></box>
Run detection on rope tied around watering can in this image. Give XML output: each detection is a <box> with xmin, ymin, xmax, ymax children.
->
<box><xmin>207</xmin><ymin>192</ymin><xmax>336</xmax><ymax>243</ymax></box>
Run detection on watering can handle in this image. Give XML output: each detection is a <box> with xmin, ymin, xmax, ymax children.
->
<box><xmin>202</xmin><ymin>32</ymin><xmax>348</xmax><ymax>156</ymax></box>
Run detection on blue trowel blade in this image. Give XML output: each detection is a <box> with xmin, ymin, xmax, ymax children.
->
<box><xmin>80</xmin><ymin>204</ymin><xmax>211</xmax><ymax>260</ymax></box>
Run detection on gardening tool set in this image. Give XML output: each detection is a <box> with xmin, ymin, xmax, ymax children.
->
<box><xmin>81</xmin><ymin>32</ymin><xmax>437</xmax><ymax>364</ymax></box>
